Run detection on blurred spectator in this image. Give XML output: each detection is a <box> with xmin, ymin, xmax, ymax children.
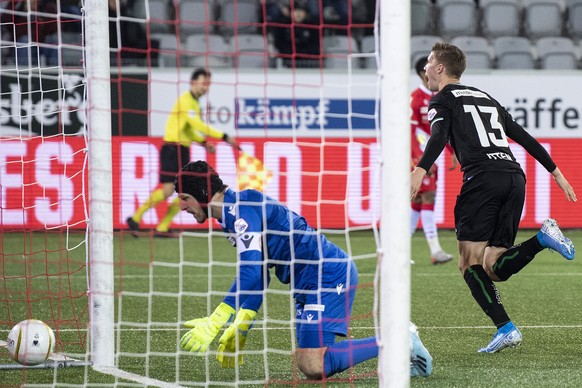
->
<box><xmin>264</xmin><ymin>0</ymin><xmax>321</xmax><ymax>23</ymax></box>
<box><xmin>269</xmin><ymin>2</ymin><xmax>321</xmax><ymax>67</ymax></box>
<box><xmin>43</xmin><ymin>0</ymin><xmax>83</xmax><ymax>66</ymax></box>
<box><xmin>60</xmin><ymin>0</ymin><xmax>83</xmax><ymax>33</ymax></box>
<box><xmin>0</xmin><ymin>0</ymin><xmax>58</xmax><ymax>65</ymax></box>
<box><xmin>322</xmin><ymin>0</ymin><xmax>369</xmax><ymax>36</ymax></box>
<box><xmin>263</xmin><ymin>0</ymin><xmax>370</xmax><ymax>38</ymax></box>
<box><xmin>108</xmin><ymin>0</ymin><xmax>158</xmax><ymax>66</ymax></box>
<box><xmin>363</xmin><ymin>0</ymin><xmax>376</xmax><ymax>33</ymax></box>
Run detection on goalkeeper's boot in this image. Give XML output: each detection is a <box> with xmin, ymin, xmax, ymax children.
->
<box><xmin>536</xmin><ymin>219</ymin><xmax>575</xmax><ymax>260</ymax></box>
<box><xmin>430</xmin><ymin>250</ymin><xmax>453</xmax><ymax>265</ymax></box>
<box><xmin>410</xmin><ymin>323</ymin><xmax>432</xmax><ymax>377</ymax></box>
<box><xmin>478</xmin><ymin>321</ymin><xmax>522</xmax><ymax>353</ymax></box>
<box><xmin>126</xmin><ymin>217</ymin><xmax>140</xmax><ymax>237</ymax></box>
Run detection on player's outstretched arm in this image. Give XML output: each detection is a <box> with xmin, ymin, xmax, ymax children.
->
<box><xmin>410</xmin><ymin>167</ymin><xmax>428</xmax><ymax>200</ymax></box>
<box><xmin>222</xmin><ymin>133</ymin><xmax>240</xmax><ymax>149</ymax></box>
<box><xmin>216</xmin><ymin>308</ymin><xmax>257</xmax><ymax>368</ymax></box>
<box><xmin>552</xmin><ymin>167</ymin><xmax>577</xmax><ymax>202</ymax></box>
<box><xmin>180</xmin><ymin>302</ymin><xmax>235</xmax><ymax>352</ymax></box>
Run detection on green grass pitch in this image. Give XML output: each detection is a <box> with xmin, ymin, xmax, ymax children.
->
<box><xmin>1</xmin><ymin>228</ymin><xmax>581</xmax><ymax>386</ymax></box>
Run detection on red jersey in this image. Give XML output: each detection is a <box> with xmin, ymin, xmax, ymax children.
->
<box><xmin>410</xmin><ymin>84</ymin><xmax>435</xmax><ymax>161</ymax></box>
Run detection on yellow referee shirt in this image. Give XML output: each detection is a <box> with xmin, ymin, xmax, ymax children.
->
<box><xmin>163</xmin><ymin>91</ymin><xmax>225</xmax><ymax>147</ymax></box>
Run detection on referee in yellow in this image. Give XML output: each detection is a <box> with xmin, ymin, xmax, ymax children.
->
<box><xmin>127</xmin><ymin>68</ymin><xmax>238</xmax><ymax>237</ymax></box>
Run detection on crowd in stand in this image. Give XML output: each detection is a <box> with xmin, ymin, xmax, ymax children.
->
<box><xmin>0</xmin><ymin>0</ymin><xmax>375</xmax><ymax>68</ymax></box>
<box><xmin>2</xmin><ymin>0</ymin><xmax>581</xmax><ymax>70</ymax></box>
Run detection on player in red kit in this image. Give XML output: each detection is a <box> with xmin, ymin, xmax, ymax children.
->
<box><xmin>410</xmin><ymin>57</ymin><xmax>456</xmax><ymax>264</ymax></box>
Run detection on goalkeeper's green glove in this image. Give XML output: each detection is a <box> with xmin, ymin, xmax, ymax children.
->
<box><xmin>216</xmin><ymin>308</ymin><xmax>256</xmax><ymax>368</ymax></box>
<box><xmin>180</xmin><ymin>302</ymin><xmax>235</xmax><ymax>352</ymax></box>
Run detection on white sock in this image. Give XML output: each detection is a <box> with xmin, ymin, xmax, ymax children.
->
<box><xmin>421</xmin><ymin>210</ymin><xmax>443</xmax><ymax>254</ymax></box>
<box><xmin>410</xmin><ymin>209</ymin><xmax>421</xmax><ymax>235</ymax></box>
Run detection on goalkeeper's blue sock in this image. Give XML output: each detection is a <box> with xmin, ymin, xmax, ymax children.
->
<box><xmin>323</xmin><ymin>337</ymin><xmax>378</xmax><ymax>377</ymax></box>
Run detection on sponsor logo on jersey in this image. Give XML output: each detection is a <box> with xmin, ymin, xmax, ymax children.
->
<box><xmin>236</xmin><ymin>232</ymin><xmax>262</xmax><ymax>253</ymax></box>
<box><xmin>228</xmin><ymin>206</ymin><xmax>236</xmax><ymax>216</ymax></box>
<box><xmin>296</xmin><ymin>308</ymin><xmax>302</xmax><ymax>316</ymax></box>
<box><xmin>234</xmin><ymin>218</ymin><xmax>248</xmax><ymax>233</ymax></box>
<box><xmin>240</xmin><ymin>234</ymin><xmax>254</xmax><ymax>248</ymax></box>
<box><xmin>451</xmin><ymin>89</ymin><xmax>490</xmax><ymax>99</ymax></box>
<box><xmin>427</xmin><ymin>108</ymin><xmax>437</xmax><ymax>121</ymax></box>
<box><xmin>304</xmin><ymin>304</ymin><xmax>325</xmax><ymax>312</ymax></box>
<box><xmin>336</xmin><ymin>283</ymin><xmax>344</xmax><ymax>295</ymax></box>
<box><xmin>486</xmin><ymin>152</ymin><xmax>513</xmax><ymax>161</ymax></box>
<box><xmin>306</xmin><ymin>314</ymin><xmax>314</xmax><ymax>323</ymax></box>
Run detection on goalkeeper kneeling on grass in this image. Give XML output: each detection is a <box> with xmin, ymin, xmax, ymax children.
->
<box><xmin>175</xmin><ymin>160</ymin><xmax>432</xmax><ymax>379</ymax></box>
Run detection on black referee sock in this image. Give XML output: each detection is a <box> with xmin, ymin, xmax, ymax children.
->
<box><xmin>463</xmin><ymin>265</ymin><xmax>510</xmax><ymax>329</ymax></box>
<box><xmin>493</xmin><ymin>235</ymin><xmax>544</xmax><ymax>281</ymax></box>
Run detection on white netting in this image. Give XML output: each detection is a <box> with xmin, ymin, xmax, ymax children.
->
<box><xmin>1</xmin><ymin>0</ymin><xmax>385</xmax><ymax>385</ymax></box>
<box><xmin>0</xmin><ymin>0</ymin><xmax>91</xmax><ymax>382</ymax></box>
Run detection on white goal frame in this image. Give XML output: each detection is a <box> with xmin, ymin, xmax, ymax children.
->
<box><xmin>82</xmin><ymin>0</ymin><xmax>412</xmax><ymax>385</ymax></box>
<box><xmin>85</xmin><ymin>0</ymin><xmax>114</xmax><ymax>369</ymax></box>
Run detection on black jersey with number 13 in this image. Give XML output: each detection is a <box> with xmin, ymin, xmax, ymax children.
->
<box><xmin>417</xmin><ymin>83</ymin><xmax>556</xmax><ymax>178</ymax></box>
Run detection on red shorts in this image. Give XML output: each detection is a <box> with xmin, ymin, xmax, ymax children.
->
<box><xmin>418</xmin><ymin>166</ymin><xmax>437</xmax><ymax>194</ymax></box>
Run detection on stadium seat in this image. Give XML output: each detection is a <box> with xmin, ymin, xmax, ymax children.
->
<box><xmin>412</xmin><ymin>0</ymin><xmax>434</xmax><ymax>36</ymax></box>
<box><xmin>480</xmin><ymin>0</ymin><xmax>522</xmax><ymax>39</ymax></box>
<box><xmin>523</xmin><ymin>0</ymin><xmax>564</xmax><ymax>39</ymax></box>
<box><xmin>151</xmin><ymin>33</ymin><xmax>179</xmax><ymax>67</ymax></box>
<box><xmin>218</xmin><ymin>0</ymin><xmax>259</xmax><ymax>36</ymax></box>
<box><xmin>132</xmin><ymin>0</ymin><xmax>171</xmax><ymax>34</ymax></box>
<box><xmin>436</xmin><ymin>0</ymin><xmax>478</xmax><ymax>38</ymax></box>
<box><xmin>451</xmin><ymin>36</ymin><xmax>493</xmax><ymax>70</ymax></box>
<box><xmin>183</xmin><ymin>33</ymin><xmax>232</xmax><ymax>68</ymax></box>
<box><xmin>411</xmin><ymin>35</ymin><xmax>442</xmax><ymax>67</ymax></box>
<box><xmin>360</xmin><ymin>35</ymin><xmax>378</xmax><ymax>69</ymax></box>
<box><xmin>57</xmin><ymin>32</ymin><xmax>82</xmax><ymax>66</ymax></box>
<box><xmin>566</xmin><ymin>0</ymin><xmax>582</xmax><ymax>38</ymax></box>
<box><xmin>536</xmin><ymin>37</ymin><xmax>579</xmax><ymax>70</ymax></box>
<box><xmin>178</xmin><ymin>0</ymin><xmax>215</xmax><ymax>37</ymax></box>
<box><xmin>493</xmin><ymin>36</ymin><xmax>536</xmax><ymax>69</ymax></box>
<box><xmin>323</xmin><ymin>35</ymin><xmax>360</xmax><ymax>69</ymax></box>
<box><xmin>231</xmin><ymin>33</ymin><xmax>270</xmax><ymax>68</ymax></box>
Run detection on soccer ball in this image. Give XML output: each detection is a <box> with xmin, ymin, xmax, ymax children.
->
<box><xmin>6</xmin><ymin>319</ymin><xmax>55</xmax><ymax>366</ymax></box>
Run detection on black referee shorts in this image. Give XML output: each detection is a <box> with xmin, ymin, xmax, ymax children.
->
<box><xmin>159</xmin><ymin>143</ymin><xmax>190</xmax><ymax>183</ymax></box>
<box><xmin>454</xmin><ymin>171</ymin><xmax>526</xmax><ymax>248</ymax></box>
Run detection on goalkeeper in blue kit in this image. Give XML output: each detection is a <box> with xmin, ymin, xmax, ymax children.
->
<box><xmin>174</xmin><ymin>160</ymin><xmax>433</xmax><ymax>379</ymax></box>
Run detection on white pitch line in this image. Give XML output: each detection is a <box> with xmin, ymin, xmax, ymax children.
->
<box><xmin>112</xmin><ymin>271</ymin><xmax>582</xmax><ymax>279</ymax></box>
<box><xmin>5</xmin><ymin>324</ymin><xmax>576</xmax><ymax>335</ymax></box>
<box><xmin>93</xmin><ymin>367</ymin><xmax>185</xmax><ymax>388</ymax></box>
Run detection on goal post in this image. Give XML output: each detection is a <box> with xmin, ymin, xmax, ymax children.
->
<box><xmin>84</xmin><ymin>0</ymin><xmax>115</xmax><ymax>369</ymax></box>
<box><xmin>378</xmin><ymin>0</ymin><xmax>412</xmax><ymax>386</ymax></box>
<box><xmin>0</xmin><ymin>0</ymin><xmax>413</xmax><ymax>385</ymax></box>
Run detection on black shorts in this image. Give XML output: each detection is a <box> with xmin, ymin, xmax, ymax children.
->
<box><xmin>454</xmin><ymin>171</ymin><xmax>526</xmax><ymax>248</ymax></box>
<box><xmin>159</xmin><ymin>143</ymin><xmax>190</xmax><ymax>183</ymax></box>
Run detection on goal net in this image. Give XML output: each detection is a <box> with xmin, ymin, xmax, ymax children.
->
<box><xmin>2</xmin><ymin>0</ymin><xmax>411</xmax><ymax>386</ymax></box>
<box><xmin>0</xmin><ymin>0</ymin><xmax>91</xmax><ymax>381</ymax></box>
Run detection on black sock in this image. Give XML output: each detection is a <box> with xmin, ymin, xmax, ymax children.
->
<box><xmin>493</xmin><ymin>235</ymin><xmax>544</xmax><ymax>281</ymax></box>
<box><xmin>464</xmin><ymin>265</ymin><xmax>510</xmax><ymax>329</ymax></box>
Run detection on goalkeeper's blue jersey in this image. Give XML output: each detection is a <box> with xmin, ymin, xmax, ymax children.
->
<box><xmin>219</xmin><ymin>188</ymin><xmax>350</xmax><ymax>312</ymax></box>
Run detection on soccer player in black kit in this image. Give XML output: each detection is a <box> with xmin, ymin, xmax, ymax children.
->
<box><xmin>411</xmin><ymin>42</ymin><xmax>578</xmax><ymax>353</ymax></box>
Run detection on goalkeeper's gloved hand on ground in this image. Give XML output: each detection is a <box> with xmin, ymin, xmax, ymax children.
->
<box><xmin>180</xmin><ymin>302</ymin><xmax>235</xmax><ymax>352</ymax></box>
<box><xmin>216</xmin><ymin>308</ymin><xmax>257</xmax><ymax>368</ymax></box>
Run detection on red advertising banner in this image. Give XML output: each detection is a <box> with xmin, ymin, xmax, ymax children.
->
<box><xmin>1</xmin><ymin>137</ymin><xmax>580</xmax><ymax>230</ymax></box>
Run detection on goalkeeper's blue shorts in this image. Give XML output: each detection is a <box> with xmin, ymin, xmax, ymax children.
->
<box><xmin>295</xmin><ymin>260</ymin><xmax>358</xmax><ymax>348</ymax></box>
